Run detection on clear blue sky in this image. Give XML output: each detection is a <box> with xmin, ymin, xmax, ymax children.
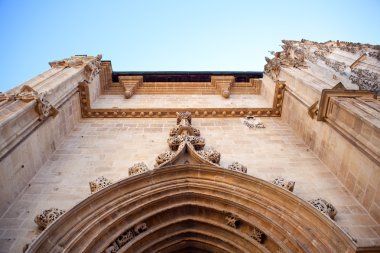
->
<box><xmin>1</xmin><ymin>0</ymin><xmax>379</xmax><ymax>92</ymax></box>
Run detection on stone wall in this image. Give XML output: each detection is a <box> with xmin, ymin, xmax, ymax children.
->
<box><xmin>281</xmin><ymin>91</ymin><xmax>380</xmax><ymax>224</ymax></box>
<box><xmin>0</xmin><ymin>117</ymin><xmax>378</xmax><ymax>252</ymax></box>
<box><xmin>0</xmin><ymin>93</ymin><xmax>81</xmax><ymax>216</ymax></box>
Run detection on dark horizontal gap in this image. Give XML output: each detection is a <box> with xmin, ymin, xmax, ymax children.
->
<box><xmin>111</xmin><ymin>71</ymin><xmax>263</xmax><ymax>83</ymax></box>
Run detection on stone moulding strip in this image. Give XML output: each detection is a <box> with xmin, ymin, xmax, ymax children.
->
<box><xmin>78</xmin><ymin>81</ymin><xmax>285</xmax><ymax>118</ymax></box>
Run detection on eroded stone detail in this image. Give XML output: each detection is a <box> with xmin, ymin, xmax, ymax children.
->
<box><xmin>89</xmin><ymin>176</ymin><xmax>112</xmax><ymax>194</ymax></box>
<box><xmin>225</xmin><ymin>213</ymin><xmax>240</xmax><ymax>228</ymax></box>
<box><xmin>128</xmin><ymin>162</ymin><xmax>149</xmax><ymax>176</ymax></box>
<box><xmin>250</xmin><ymin>226</ymin><xmax>265</xmax><ymax>244</ymax></box>
<box><xmin>272</xmin><ymin>177</ymin><xmax>295</xmax><ymax>192</ymax></box>
<box><xmin>197</xmin><ymin>147</ymin><xmax>221</xmax><ymax>165</ymax></box>
<box><xmin>49</xmin><ymin>54</ymin><xmax>102</xmax><ymax>82</ymax></box>
<box><xmin>105</xmin><ymin>223</ymin><xmax>148</xmax><ymax>252</ymax></box>
<box><xmin>1</xmin><ymin>85</ymin><xmax>58</xmax><ymax>120</ymax></box>
<box><xmin>350</xmin><ymin>68</ymin><xmax>380</xmax><ymax>93</ymax></box>
<box><xmin>227</xmin><ymin>162</ymin><xmax>247</xmax><ymax>173</ymax></box>
<box><xmin>308</xmin><ymin>198</ymin><xmax>337</xmax><ymax>220</ymax></box>
<box><xmin>156</xmin><ymin>151</ymin><xmax>176</xmax><ymax>165</ymax></box>
<box><xmin>156</xmin><ymin>111</ymin><xmax>222</xmax><ymax>167</ymax></box>
<box><xmin>242</xmin><ymin>116</ymin><xmax>265</xmax><ymax>128</ymax></box>
<box><xmin>264</xmin><ymin>40</ymin><xmax>308</xmax><ymax>80</ymax></box>
<box><xmin>34</xmin><ymin>208</ymin><xmax>65</xmax><ymax>230</ymax></box>
<box><xmin>266</xmin><ymin>39</ymin><xmax>380</xmax><ymax>93</ymax></box>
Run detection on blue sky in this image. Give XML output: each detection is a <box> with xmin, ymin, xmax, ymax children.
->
<box><xmin>1</xmin><ymin>0</ymin><xmax>379</xmax><ymax>92</ymax></box>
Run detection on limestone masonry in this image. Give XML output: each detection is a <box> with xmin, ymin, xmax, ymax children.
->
<box><xmin>0</xmin><ymin>40</ymin><xmax>379</xmax><ymax>252</ymax></box>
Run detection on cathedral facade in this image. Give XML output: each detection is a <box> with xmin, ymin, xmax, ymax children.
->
<box><xmin>0</xmin><ymin>40</ymin><xmax>379</xmax><ymax>252</ymax></box>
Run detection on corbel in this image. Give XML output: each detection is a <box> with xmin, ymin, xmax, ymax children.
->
<box><xmin>211</xmin><ymin>76</ymin><xmax>235</xmax><ymax>98</ymax></box>
<box><xmin>119</xmin><ymin>76</ymin><xmax>143</xmax><ymax>99</ymax></box>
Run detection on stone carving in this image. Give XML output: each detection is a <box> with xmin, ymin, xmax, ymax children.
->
<box><xmin>250</xmin><ymin>226</ymin><xmax>265</xmax><ymax>243</ymax></box>
<box><xmin>128</xmin><ymin>162</ymin><xmax>149</xmax><ymax>176</ymax></box>
<box><xmin>89</xmin><ymin>176</ymin><xmax>112</xmax><ymax>193</ymax></box>
<box><xmin>105</xmin><ymin>242</ymin><xmax>119</xmax><ymax>253</ymax></box>
<box><xmin>197</xmin><ymin>147</ymin><xmax>221</xmax><ymax>165</ymax></box>
<box><xmin>265</xmin><ymin>39</ymin><xmax>380</xmax><ymax>93</ymax></box>
<box><xmin>119</xmin><ymin>76</ymin><xmax>143</xmax><ymax>99</ymax></box>
<box><xmin>350</xmin><ymin>68</ymin><xmax>380</xmax><ymax>94</ymax></box>
<box><xmin>49</xmin><ymin>54</ymin><xmax>102</xmax><ymax>82</ymax></box>
<box><xmin>308</xmin><ymin>198</ymin><xmax>337</xmax><ymax>220</ymax></box>
<box><xmin>156</xmin><ymin>151</ymin><xmax>176</xmax><ymax>165</ymax></box>
<box><xmin>211</xmin><ymin>76</ymin><xmax>235</xmax><ymax>98</ymax></box>
<box><xmin>242</xmin><ymin>116</ymin><xmax>265</xmax><ymax>128</ymax></box>
<box><xmin>272</xmin><ymin>177</ymin><xmax>295</xmax><ymax>192</ymax></box>
<box><xmin>264</xmin><ymin>40</ymin><xmax>308</xmax><ymax>80</ymax></box>
<box><xmin>105</xmin><ymin>222</ymin><xmax>148</xmax><ymax>252</ymax></box>
<box><xmin>34</xmin><ymin>208</ymin><xmax>65</xmax><ymax>230</ymax></box>
<box><xmin>225</xmin><ymin>213</ymin><xmax>240</xmax><ymax>228</ymax></box>
<box><xmin>1</xmin><ymin>85</ymin><xmax>58</xmax><ymax>120</ymax></box>
<box><xmin>227</xmin><ymin>162</ymin><xmax>247</xmax><ymax>173</ymax></box>
<box><xmin>168</xmin><ymin>135</ymin><xmax>205</xmax><ymax>150</ymax></box>
<box><xmin>134</xmin><ymin>222</ymin><xmax>148</xmax><ymax>234</ymax></box>
<box><xmin>177</xmin><ymin>111</ymin><xmax>192</xmax><ymax>124</ymax></box>
<box><xmin>156</xmin><ymin>111</ymin><xmax>222</xmax><ymax>167</ymax></box>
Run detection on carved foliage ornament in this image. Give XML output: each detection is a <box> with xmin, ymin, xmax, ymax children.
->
<box><xmin>34</xmin><ymin>208</ymin><xmax>65</xmax><ymax>230</ymax></box>
<box><xmin>250</xmin><ymin>226</ymin><xmax>266</xmax><ymax>244</ymax></box>
<box><xmin>89</xmin><ymin>176</ymin><xmax>112</xmax><ymax>194</ymax></box>
<box><xmin>128</xmin><ymin>162</ymin><xmax>149</xmax><ymax>177</ymax></box>
<box><xmin>49</xmin><ymin>54</ymin><xmax>102</xmax><ymax>83</ymax></box>
<box><xmin>272</xmin><ymin>177</ymin><xmax>295</xmax><ymax>192</ymax></box>
<box><xmin>227</xmin><ymin>162</ymin><xmax>247</xmax><ymax>174</ymax></box>
<box><xmin>104</xmin><ymin>222</ymin><xmax>147</xmax><ymax>252</ymax></box>
<box><xmin>0</xmin><ymin>85</ymin><xmax>58</xmax><ymax>120</ymax></box>
<box><xmin>308</xmin><ymin>198</ymin><xmax>337</xmax><ymax>220</ymax></box>
<box><xmin>225</xmin><ymin>213</ymin><xmax>240</xmax><ymax>228</ymax></box>
<box><xmin>268</xmin><ymin>39</ymin><xmax>380</xmax><ymax>93</ymax></box>
<box><xmin>156</xmin><ymin>112</ymin><xmax>221</xmax><ymax>167</ymax></box>
<box><xmin>242</xmin><ymin>116</ymin><xmax>265</xmax><ymax>128</ymax></box>
<box><xmin>264</xmin><ymin>40</ymin><xmax>308</xmax><ymax>80</ymax></box>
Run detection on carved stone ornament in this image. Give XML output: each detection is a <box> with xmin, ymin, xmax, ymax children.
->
<box><xmin>34</xmin><ymin>208</ymin><xmax>65</xmax><ymax>230</ymax></box>
<box><xmin>227</xmin><ymin>162</ymin><xmax>247</xmax><ymax>174</ymax></box>
<box><xmin>242</xmin><ymin>116</ymin><xmax>265</xmax><ymax>128</ymax></box>
<box><xmin>225</xmin><ymin>213</ymin><xmax>240</xmax><ymax>228</ymax></box>
<box><xmin>105</xmin><ymin>222</ymin><xmax>148</xmax><ymax>252</ymax></box>
<box><xmin>155</xmin><ymin>112</ymin><xmax>222</xmax><ymax>167</ymax></box>
<box><xmin>89</xmin><ymin>176</ymin><xmax>112</xmax><ymax>194</ymax></box>
<box><xmin>308</xmin><ymin>198</ymin><xmax>337</xmax><ymax>220</ymax></box>
<box><xmin>250</xmin><ymin>226</ymin><xmax>266</xmax><ymax>244</ymax></box>
<box><xmin>272</xmin><ymin>177</ymin><xmax>295</xmax><ymax>192</ymax></box>
<box><xmin>264</xmin><ymin>40</ymin><xmax>308</xmax><ymax>80</ymax></box>
<box><xmin>128</xmin><ymin>162</ymin><xmax>149</xmax><ymax>176</ymax></box>
<box><xmin>1</xmin><ymin>85</ymin><xmax>58</xmax><ymax>120</ymax></box>
<box><xmin>49</xmin><ymin>54</ymin><xmax>102</xmax><ymax>83</ymax></box>
<box><xmin>267</xmin><ymin>39</ymin><xmax>380</xmax><ymax>93</ymax></box>
<box><xmin>197</xmin><ymin>147</ymin><xmax>221</xmax><ymax>165</ymax></box>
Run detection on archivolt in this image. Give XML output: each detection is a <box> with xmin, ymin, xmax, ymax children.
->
<box><xmin>27</xmin><ymin>164</ymin><xmax>355</xmax><ymax>253</ymax></box>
